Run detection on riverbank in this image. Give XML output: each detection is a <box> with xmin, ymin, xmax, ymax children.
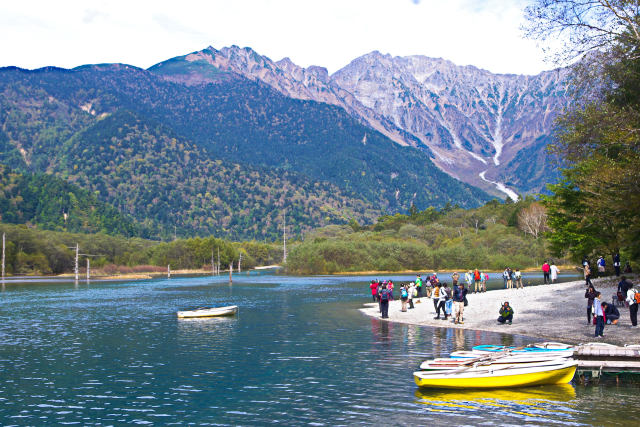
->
<box><xmin>359</xmin><ymin>275</ymin><xmax>640</xmax><ymax>346</ymax></box>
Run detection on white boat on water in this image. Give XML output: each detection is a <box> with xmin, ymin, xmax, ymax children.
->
<box><xmin>177</xmin><ymin>305</ymin><xmax>238</xmax><ymax>318</ymax></box>
<box><xmin>421</xmin><ymin>355</ymin><xmax>572</xmax><ymax>371</ymax></box>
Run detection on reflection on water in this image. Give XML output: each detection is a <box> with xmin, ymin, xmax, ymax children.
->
<box><xmin>0</xmin><ymin>273</ymin><xmax>637</xmax><ymax>425</ymax></box>
<box><xmin>415</xmin><ymin>385</ymin><xmax>578</xmax><ymax>423</ymax></box>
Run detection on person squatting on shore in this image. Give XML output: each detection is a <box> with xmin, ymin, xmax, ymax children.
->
<box><xmin>453</xmin><ymin>282</ymin><xmax>467</xmax><ymax>324</ymax></box>
<box><xmin>593</xmin><ymin>291</ymin><xmax>605</xmax><ymax>338</ymax></box>
<box><xmin>497</xmin><ymin>301</ymin><xmax>514</xmax><ymax>324</ymax></box>
<box><xmin>627</xmin><ymin>285</ymin><xmax>639</xmax><ymax>327</ymax></box>
<box><xmin>601</xmin><ymin>302</ymin><xmax>619</xmax><ymax>325</ymax></box>
<box><xmin>585</xmin><ymin>284</ymin><xmax>597</xmax><ymax>325</ymax></box>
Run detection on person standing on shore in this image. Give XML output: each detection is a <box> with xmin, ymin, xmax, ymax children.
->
<box><xmin>407</xmin><ymin>282</ymin><xmax>415</xmax><ymax>309</ymax></box>
<box><xmin>593</xmin><ymin>291</ymin><xmax>605</xmax><ymax>338</ymax></box>
<box><xmin>613</xmin><ymin>253</ymin><xmax>621</xmax><ymax>276</ymax></box>
<box><xmin>388</xmin><ymin>280</ymin><xmax>394</xmax><ymax>301</ymax></box>
<box><xmin>435</xmin><ymin>282</ymin><xmax>449</xmax><ymax>320</ymax></box>
<box><xmin>627</xmin><ymin>285</ymin><xmax>639</xmax><ymax>327</ymax></box>
<box><xmin>481</xmin><ymin>272</ymin><xmax>488</xmax><ymax>292</ymax></box>
<box><xmin>542</xmin><ymin>261</ymin><xmax>551</xmax><ymax>284</ymax></box>
<box><xmin>502</xmin><ymin>268</ymin><xmax>509</xmax><ymax>289</ymax></box>
<box><xmin>415</xmin><ymin>274</ymin><xmax>423</xmax><ymax>299</ymax></box>
<box><xmin>400</xmin><ymin>284</ymin><xmax>408</xmax><ymax>312</ymax></box>
<box><xmin>506</xmin><ymin>268</ymin><xmax>513</xmax><ymax>289</ymax></box>
<box><xmin>451</xmin><ymin>272</ymin><xmax>459</xmax><ymax>287</ymax></box>
<box><xmin>473</xmin><ymin>268</ymin><xmax>481</xmax><ymax>294</ymax></box>
<box><xmin>453</xmin><ymin>282</ymin><xmax>467</xmax><ymax>325</ymax></box>
<box><xmin>514</xmin><ymin>268</ymin><xmax>523</xmax><ymax>289</ymax></box>
<box><xmin>432</xmin><ymin>282</ymin><xmax>441</xmax><ymax>315</ymax></box>
<box><xmin>584</xmin><ymin>263</ymin><xmax>593</xmax><ymax>287</ymax></box>
<box><xmin>597</xmin><ymin>256</ymin><xmax>606</xmax><ymax>276</ymax></box>
<box><xmin>379</xmin><ymin>285</ymin><xmax>390</xmax><ymax>319</ymax></box>
<box><xmin>618</xmin><ymin>276</ymin><xmax>633</xmax><ymax>306</ymax></box>
<box><xmin>466</xmin><ymin>270</ymin><xmax>473</xmax><ymax>289</ymax></box>
<box><xmin>585</xmin><ymin>284</ymin><xmax>597</xmax><ymax>325</ymax></box>
<box><xmin>369</xmin><ymin>280</ymin><xmax>378</xmax><ymax>302</ymax></box>
<box><xmin>550</xmin><ymin>263</ymin><xmax>559</xmax><ymax>283</ymax></box>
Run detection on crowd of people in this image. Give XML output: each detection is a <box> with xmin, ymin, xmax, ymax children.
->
<box><xmin>368</xmin><ymin>261</ymin><xmax>638</xmax><ymax>338</ymax></box>
<box><xmin>369</xmin><ymin>272</ymin><xmax>487</xmax><ymax>325</ymax></box>
<box><xmin>584</xmin><ymin>275</ymin><xmax>639</xmax><ymax>338</ymax></box>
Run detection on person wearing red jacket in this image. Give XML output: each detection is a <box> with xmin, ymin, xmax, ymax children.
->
<box><xmin>369</xmin><ymin>280</ymin><xmax>378</xmax><ymax>302</ymax></box>
<box><xmin>542</xmin><ymin>261</ymin><xmax>551</xmax><ymax>284</ymax></box>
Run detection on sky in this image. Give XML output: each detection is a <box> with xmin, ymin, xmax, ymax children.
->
<box><xmin>0</xmin><ymin>0</ymin><xmax>551</xmax><ymax>75</ymax></box>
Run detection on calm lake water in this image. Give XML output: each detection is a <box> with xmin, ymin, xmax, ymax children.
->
<box><xmin>0</xmin><ymin>272</ymin><xmax>637</xmax><ymax>425</ymax></box>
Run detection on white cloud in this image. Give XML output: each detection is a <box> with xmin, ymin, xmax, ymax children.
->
<box><xmin>0</xmin><ymin>0</ymin><xmax>550</xmax><ymax>75</ymax></box>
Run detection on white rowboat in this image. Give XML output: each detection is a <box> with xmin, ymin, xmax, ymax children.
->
<box><xmin>177</xmin><ymin>305</ymin><xmax>238</xmax><ymax>318</ymax></box>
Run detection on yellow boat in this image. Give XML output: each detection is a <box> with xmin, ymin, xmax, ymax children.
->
<box><xmin>414</xmin><ymin>360</ymin><xmax>577</xmax><ymax>389</ymax></box>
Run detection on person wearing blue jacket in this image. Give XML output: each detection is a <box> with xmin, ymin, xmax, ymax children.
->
<box><xmin>452</xmin><ymin>283</ymin><xmax>467</xmax><ymax>324</ymax></box>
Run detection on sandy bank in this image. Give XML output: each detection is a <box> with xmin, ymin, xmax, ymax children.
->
<box><xmin>359</xmin><ymin>275</ymin><xmax>640</xmax><ymax>346</ymax></box>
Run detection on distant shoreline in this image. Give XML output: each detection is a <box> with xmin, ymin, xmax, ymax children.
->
<box><xmin>359</xmin><ymin>274</ymin><xmax>639</xmax><ymax>347</ymax></box>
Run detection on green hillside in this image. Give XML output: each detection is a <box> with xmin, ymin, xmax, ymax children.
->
<box><xmin>0</xmin><ymin>164</ymin><xmax>140</xmax><ymax>236</ymax></box>
<box><xmin>0</xmin><ymin>65</ymin><xmax>491</xmax><ymax>240</ymax></box>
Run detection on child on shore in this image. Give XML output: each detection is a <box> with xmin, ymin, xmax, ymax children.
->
<box><xmin>593</xmin><ymin>291</ymin><xmax>605</xmax><ymax>338</ymax></box>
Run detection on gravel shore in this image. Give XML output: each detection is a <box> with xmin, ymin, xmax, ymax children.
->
<box><xmin>359</xmin><ymin>275</ymin><xmax>640</xmax><ymax>346</ymax></box>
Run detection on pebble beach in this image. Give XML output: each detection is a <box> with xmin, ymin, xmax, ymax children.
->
<box><xmin>359</xmin><ymin>275</ymin><xmax>640</xmax><ymax>346</ymax></box>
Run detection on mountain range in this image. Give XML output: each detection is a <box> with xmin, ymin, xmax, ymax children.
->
<box><xmin>0</xmin><ymin>45</ymin><xmax>570</xmax><ymax>240</ymax></box>
<box><xmin>151</xmin><ymin>46</ymin><xmax>571</xmax><ymax>197</ymax></box>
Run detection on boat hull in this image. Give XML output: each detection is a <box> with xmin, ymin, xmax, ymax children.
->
<box><xmin>414</xmin><ymin>362</ymin><xmax>577</xmax><ymax>389</ymax></box>
<box><xmin>177</xmin><ymin>305</ymin><xmax>238</xmax><ymax>318</ymax></box>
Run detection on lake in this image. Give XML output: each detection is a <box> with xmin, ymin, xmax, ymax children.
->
<box><xmin>0</xmin><ymin>272</ymin><xmax>636</xmax><ymax>425</ymax></box>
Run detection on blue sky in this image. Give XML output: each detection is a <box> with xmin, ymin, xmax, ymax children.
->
<box><xmin>0</xmin><ymin>0</ymin><xmax>548</xmax><ymax>75</ymax></box>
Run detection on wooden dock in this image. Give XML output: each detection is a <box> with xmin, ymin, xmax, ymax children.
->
<box><xmin>574</xmin><ymin>344</ymin><xmax>640</xmax><ymax>378</ymax></box>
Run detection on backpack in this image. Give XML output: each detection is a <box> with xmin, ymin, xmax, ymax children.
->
<box><xmin>401</xmin><ymin>288</ymin><xmax>408</xmax><ymax>298</ymax></box>
<box><xmin>634</xmin><ymin>290</ymin><xmax>640</xmax><ymax>305</ymax></box>
<box><xmin>380</xmin><ymin>290</ymin><xmax>389</xmax><ymax>302</ymax></box>
<box><xmin>474</xmin><ymin>270</ymin><xmax>480</xmax><ymax>280</ymax></box>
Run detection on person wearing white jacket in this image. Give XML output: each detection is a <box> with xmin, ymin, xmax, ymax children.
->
<box><xmin>593</xmin><ymin>292</ymin><xmax>605</xmax><ymax>337</ymax></box>
<box><xmin>626</xmin><ymin>287</ymin><xmax>639</xmax><ymax>327</ymax></box>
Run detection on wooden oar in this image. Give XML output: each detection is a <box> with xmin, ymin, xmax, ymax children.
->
<box><xmin>445</xmin><ymin>345</ymin><xmax>530</xmax><ymax>374</ymax></box>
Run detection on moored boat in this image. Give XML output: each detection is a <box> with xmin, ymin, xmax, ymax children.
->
<box><xmin>420</xmin><ymin>356</ymin><xmax>571</xmax><ymax>371</ymax></box>
<box><xmin>177</xmin><ymin>305</ymin><xmax>238</xmax><ymax>318</ymax></box>
<box><xmin>470</xmin><ymin>345</ymin><xmax>574</xmax><ymax>358</ymax></box>
<box><xmin>414</xmin><ymin>360</ymin><xmax>578</xmax><ymax>389</ymax></box>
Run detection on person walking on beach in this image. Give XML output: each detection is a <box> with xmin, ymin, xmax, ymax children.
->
<box><xmin>453</xmin><ymin>282</ymin><xmax>467</xmax><ymax>324</ymax></box>
<box><xmin>583</xmin><ymin>258</ymin><xmax>593</xmax><ymax>286</ymax></box>
<box><xmin>550</xmin><ymin>263</ymin><xmax>559</xmax><ymax>283</ymax></box>
<box><xmin>593</xmin><ymin>291</ymin><xmax>605</xmax><ymax>338</ymax></box>
<box><xmin>434</xmin><ymin>282</ymin><xmax>449</xmax><ymax>320</ymax></box>
<box><xmin>497</xmin><ymin>301</ymin><xmax>514</xmax><ymax>324</ymax></box>
<box><xmin>514</xmin><ymin>268</ymin><xmax>523</xmax><ymax>289</ymax></box>
<box><xmin>627</xmin><ymin>285</ymin><xmax>639</xmax><ymax>327</ymax></box>
<box><xmin>618</xmin><ymin>276</ymin><xmax>632</xmax><ymax>306</ymax></box>
<box><xmin>379</xmin><ymin>285</ymin><xmax>390</xmax><ymax>319</ymax></box>
<box><xmin>542</xmin><ymin>261</ymin><xmax>551</xmax><ymax>284</ymax></box>
<box><xmin>585</xmin><ymin>284</ymin><xmax>597</xmax><ymax>325</ymax></box>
